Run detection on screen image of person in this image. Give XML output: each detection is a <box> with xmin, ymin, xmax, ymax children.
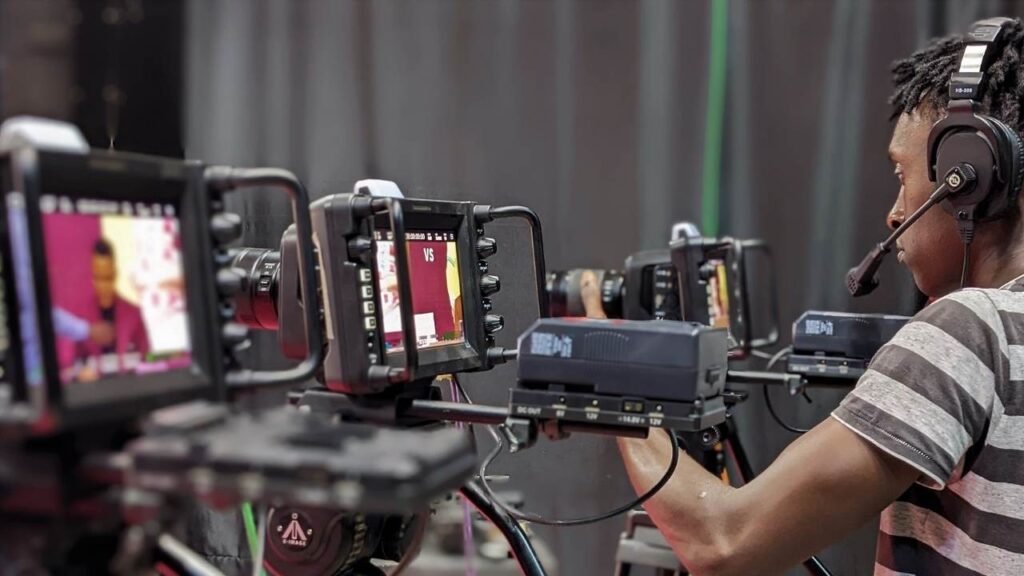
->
<box><xmin>377</xmin><ymin>235</ymin><xmax>465</xmax><ymax>352</ymax></box>
<box><xmin>43</xmin><ymin>206</ymin><xmax>191</xmax><ymax>384</ymax></box>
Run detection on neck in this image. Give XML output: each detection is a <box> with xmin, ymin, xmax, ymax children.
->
<box><xmin>968</xmin><ymin>225</ymin><xmax>1024</xmax><ymax>288</ymax></box>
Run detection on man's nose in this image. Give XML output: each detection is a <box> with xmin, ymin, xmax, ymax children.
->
<box><xmin>887</xmin><ymin>195</ymin><xmax>904</xmax><ymax>231</ymax></box>
<box><xmin>887</xmin><ymin>209</ymin><xmax>903</xmax><ymax>231</ymax></box>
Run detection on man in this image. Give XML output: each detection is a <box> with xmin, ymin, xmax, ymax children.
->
<box><xmin>70</xmin><ymin>238</ymin><xmax>149</xmax><ymax>381</ymax></box>
<box><xmin>591</xmin><ymin>20</ymin><xmax>1024</xmax><ymax>576</ymax></box>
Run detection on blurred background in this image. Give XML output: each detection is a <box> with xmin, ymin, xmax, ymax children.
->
<box><xmin>3</xmin><ymin>0</ymin><xmax>1022</xmax><ymax>574</ymax></box>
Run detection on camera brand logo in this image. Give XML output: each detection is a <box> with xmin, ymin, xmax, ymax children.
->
<box><xmin>277</xmin><ymin>512</ymin><xmax>314</xmax><ymax>550</ymax></box>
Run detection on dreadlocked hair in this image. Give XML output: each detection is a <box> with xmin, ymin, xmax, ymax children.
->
<box><xmin>890</xmin><ymin>18</ymin><xmax>1024</xmax><ymax>131</ymax></box>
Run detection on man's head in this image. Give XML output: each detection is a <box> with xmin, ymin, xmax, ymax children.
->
<box><xmin>887</xmin><ymin>19</ymin><xmax>1024</xmax><ymax>297</ymax></box>
<box><xmin>92</xmin><ymin>238</ymin><xmax>117</xmax><ymax>309</ymax></box>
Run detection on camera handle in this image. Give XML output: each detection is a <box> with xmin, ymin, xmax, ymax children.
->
<box><xmin>204</xmin><ymin>167</ymin><xmax>324</xmax><ymax>388</ymax></box>
<box><xmin>370</xmin><ymin>197</ymin><xmax>422</xmax><ymax>382</ymax></box>
<box><xmin>475</xmin><ymin>205</ymin><xmax>550</xmax><ymax>318</ymax></box>
<box><xmin>735</xmin><ymin>239</ymin><xmax>780</xmax><ymax>350</ymax></box>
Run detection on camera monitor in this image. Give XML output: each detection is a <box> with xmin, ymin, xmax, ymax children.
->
<box><xmin>0</xmin><ymin>149</ymin><xmax>219</xmax><ymax>430</ymax></box>
<box><xmin>367</xmin><ymin>201</ymin><xmax>487</xmax><ymax>379</ymax></box>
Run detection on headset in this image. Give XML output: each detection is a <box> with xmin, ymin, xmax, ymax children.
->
<box><xmin>848</xmin><ymin>17</ymin><xmax>1024</xmax><ymax>296</ymax></box>
<box><xmin>928</xmin><ymin>17</ymin><xmax>1024</xmax><ymax>238</ymax></box>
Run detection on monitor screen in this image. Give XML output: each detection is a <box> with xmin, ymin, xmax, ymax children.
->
<box><xmin>39</xmin><ymin>195</ymin><xmax>192</xmax><ymax>385</ymax></box>
<box><xmin>704</xmin><ymin>258</ymin><xmax>731</xmax><ymax>330</ymax></box>
<box><xmin>373</xmin><ymin>229</ymin><xmax>465</xmax><ymax>353</ymax></box>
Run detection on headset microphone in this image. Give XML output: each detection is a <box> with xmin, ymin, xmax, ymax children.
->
<box><xmin>846</xmin><ymin>165</ymin><xmax>976</xmax><ymax>297</ymax></box>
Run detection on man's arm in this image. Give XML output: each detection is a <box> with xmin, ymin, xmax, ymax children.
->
<box><xmin>52</xmin><ymin>307</ymin><xmax>89</xmax><ymax>342</ymax></box>
<box><xmin>619</xmin><ymin>419</ymin><xmax>919</xmax><ymax>575</ymax></box>
<box><xmin>576</xmin><ymin>271</ymin><xmax>921</xmax><ymax>575</ymax></box>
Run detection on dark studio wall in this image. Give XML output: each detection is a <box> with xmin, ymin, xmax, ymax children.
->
<box><xmin>3</xmin><ymin>0</ymin><xmax>1024</xmax><ymax>574</ymax></box>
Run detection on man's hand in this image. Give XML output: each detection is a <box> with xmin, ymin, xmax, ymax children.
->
<box><xmin>579</xmin><ymin>270</ymin><xmax>607</xmax><ymax>319</ymax></box>
<box><xmin>88</xmin><ymin>321</ymin><xmax>116</xmax><ymax>347</ymax></box>
<box><xmin>619</xmin><ymin>418</ymin><xmax>921</xmax><ymax>575</ymax></box>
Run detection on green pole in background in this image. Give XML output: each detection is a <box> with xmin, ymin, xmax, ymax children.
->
<box><xmin>702</xmin><ymin>0</ymin><xmax>728</xmax><ymax>237</ymax></box>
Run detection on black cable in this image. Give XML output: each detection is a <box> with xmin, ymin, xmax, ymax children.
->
<box><xmin>763</xmin><ymin>347</ymin><xmax>811</xmax><ymax>434</ymax></box>
<box><xmin>764</xmin><ymin>387</ymin><xmax>811</xmax><ymax>435</ymax></box>
<box><xmin>452</xmin><ymin>374</ymin><xmax>680</xmax><ymax>525</ymax></box>
<box><xmin>960</xmin><ymin>240</ymin><xmax>971</xmax><ymax>288</ymax></box>
<box><xmin>389</xmin><ymin>514</ymin><xmax>430</xmax><ymax>576</ymax></box>
<box><xmin>477</xmin><ymin>427</ymin><xmax>680</xmax><ymax>526</ymax></box>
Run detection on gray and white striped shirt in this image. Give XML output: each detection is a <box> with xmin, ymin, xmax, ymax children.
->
<box><xmin>832</xmin><ymin>277</ymin><xmax>1024</xmax><ymax>575</ymax></box>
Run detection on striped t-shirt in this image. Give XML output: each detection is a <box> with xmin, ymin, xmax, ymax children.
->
<box><xmin>832</xmin><ymin>276</ymin><xmax>1024</xmax><ymax>576</ymax></box>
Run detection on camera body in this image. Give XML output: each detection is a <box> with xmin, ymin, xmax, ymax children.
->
<box><xmin>0</xmin><ymin>116</ymin><xmax>327</xmax><ymax>436</ymax></box>
<box><xmin>546</xmin><ymin>223</ymin><xmax>778</xmax><ymax>358</ymax></box>
<box><xmin>233</xmin><ymin>193</ymin><xmax>533</xmax><ymax>396</ymax></box>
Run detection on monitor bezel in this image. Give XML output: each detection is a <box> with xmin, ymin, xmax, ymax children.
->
<box><xmin>3</xmin><ymin>148</ymin><xmax>220</xmax><ymax>431</ymax></box>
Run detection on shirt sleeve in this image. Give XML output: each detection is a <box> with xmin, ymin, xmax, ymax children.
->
<box><xmin>52</xmin><ymin>307</ymin><xmax>90</xmax><ymax>342</ymax></box>
<box><xmin>831</xmin><ymin>289</ymin><xmax>1003</xmax><ymax>489</ymax></box>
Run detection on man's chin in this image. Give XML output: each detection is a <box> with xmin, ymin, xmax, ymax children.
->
<box><xmin>911</xmin><ymin>272</ymin><xmax>958</xmax><ymax>301</ymax></box>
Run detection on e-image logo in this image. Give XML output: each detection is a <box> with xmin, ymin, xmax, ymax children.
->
<box><xmin>277</xmin><ymin>512</ymin><xmax>314</xmax><ymax>550</ymax></box>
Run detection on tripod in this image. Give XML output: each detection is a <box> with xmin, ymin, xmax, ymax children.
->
<box><xmin>291</xmin><ymin>385</ymin><xmax>550</xmax><ymax>576</ymax></box>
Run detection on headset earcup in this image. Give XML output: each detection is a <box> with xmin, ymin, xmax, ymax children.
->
<box><xmin>980</xmin><ymin>117</ymin><xmax>1024</xmax><ymax>218</ymax></box>
<box><xmin>1000</xmin><ymin>120</ymin><xmax>1024</xmax><ymax>203</ymax></box>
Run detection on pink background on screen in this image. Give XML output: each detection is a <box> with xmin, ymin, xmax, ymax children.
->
<box><xmin>42</xmin><ymin>214</ymin><xmax>102</xmax><ymax>370</ymax></box>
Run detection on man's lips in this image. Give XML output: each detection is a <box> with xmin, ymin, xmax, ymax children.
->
<box><xmin>896</xmin><ymin>248</ymin><xmax>906</xmax><ymax>263</ymax></box>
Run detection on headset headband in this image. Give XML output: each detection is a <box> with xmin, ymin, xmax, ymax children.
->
<box><xmin>950</xmin><ymin>17</ymin><xmax>1015</xmax><ymax>102</ymax></box>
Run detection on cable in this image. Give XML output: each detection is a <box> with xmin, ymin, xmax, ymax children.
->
<box><xmin>477</xmin><ymin>427</ymin><xmax>680</xmax><ymax>526</ymax></box>
<box><xmin>764</xmin><ymin>387</ymin><xmax>811</xmax><ymax>434</ymax></box>
<box><xmin>241</xmin><ymin>503</ymin><xmax>260</xmax><ymax>558</ymax></box>
<box><xmin>763</xmin><ymin>347</ymin><xmax>811</xmax><ymax>434</ymax></box>
<box><xmin>446</xmin><ymin>374</ymin><xmax>479</xmax><ymax>575</ymax></box>
<box><xmin>155</xmin><ymin>563</ymin><xmax>182</xmax><ymax>576</ymax></box>
<box><xmin>960</xmin><ymin>240</ymin><xmax>971</xmax><ymax>288</ymax></box>
<box><xmin>157</xmin><ymin>534</ymin><xmax>225</xmax><ymax>576</ymax></box>
<box><xmin>389</xmin><ymin>514</ymin><xmax>430</xmax><ymax>576</ymax></box>
<box><xmin>253</xmin><ymin>506</ymin><xmax>268</xmax><ymax>576</ymax></box>
<box><xmin>241</xmin><ymin>503</ymin><xmax>267</xmax><ymax>576</ymax></box>
<box><xmin>452</xmin><ymin>374</ymin><xmax>680</xmax><ymax>525</ymax></box>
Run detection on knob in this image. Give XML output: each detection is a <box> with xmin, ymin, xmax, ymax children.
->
<box><xmin>698</xmin><ymin>263</ymin><xmax>717</xmax><ymax>282</ymax></box>
<box><xmin>481</xmin><ymin>297</ymin><xmax>493</xmax><ymax>312</ymax></box>
<box><xmin>476</xmin><ymin>237</ymin><xmax>497</xmax><ymax>259</ymax></box>
<box><xmin>216</xmin><ymin>268</ymin><xmax>244</xmax><ymax>296</ymax></box>
<box><xmin>222</xmin><ymin>322</ymin><xmax>250</xmax><ymax>347</ymax></box>
<box><xmin>484</xmin><ymin>314</ymin><xmax>505</xmax><ymax>334</ymax></box>
<box><xmin>348</xmin><ymin>237</ymin><xmax>373</xmax><ymax>260</ymax></box>
<box><xmin>480</xmin><ymin>275</ymin><xmax>501</xmax><ymax>297</ymax></box>
<box><xmin>477</xmin><ymin>260</ymin><xmax>489</xmax><ymax>275</ymax></box>
<box><xmin>210</xmin><ymin>212</ymin><xmax>243</xmax><ymax>245</ymax></box>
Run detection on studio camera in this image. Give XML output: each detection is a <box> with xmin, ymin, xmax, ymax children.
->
<box><xmin>230</xmin><ymin>186</ymin><xmax>548</xmax><ymax>397</ymax></box>
<box><xmin>545</xmin><ymin>222</ymin><xmax>779</xmax><ymax>357</ymax></box>
<box><xmin>0</xmin><ymin>118</ymin><xmax>480</xmax><ymax>575</ymax></box>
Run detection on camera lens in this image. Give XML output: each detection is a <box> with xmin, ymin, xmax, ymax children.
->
<box><xmin>230</xmin><ymin>248</ymin><xmax>281</xmax><ymax>331</ymax></box>
<box><xmin>545</xmin><ymin>269</ymin><xmax>624</xmax><ymax>318</ymax></box>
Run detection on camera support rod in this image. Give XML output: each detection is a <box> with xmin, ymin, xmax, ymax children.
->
<box><xmin>726</xmin><ymin>369</ymin><xmax>853</xmax><ymax>397</ymax></box>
